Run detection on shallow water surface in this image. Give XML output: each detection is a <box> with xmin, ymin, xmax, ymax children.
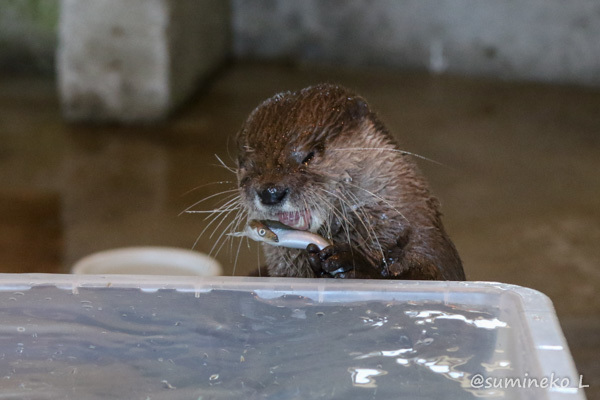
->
<box><xmin>0</xmin><ymin>286</ymin><xmax>515</xmax><ymax>399</ymax></box>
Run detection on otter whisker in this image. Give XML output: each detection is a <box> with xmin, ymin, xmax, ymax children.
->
<box><xmin>235</xmin><ymin>211</ymin><xmax>251</xmax><ymax>269</ymax></box>
<box><xmin>181</xmin><ymin>181</ymin><xmax>234</xmax><ymax>197</ymax></box>
<box><xmin>214</xmin><ymin>154</ymin><xmax>238</xmax><ymax>174</ymax></box>
<box><xmin>305</xmin><ymin>192</ymin><xmax>328</xmax><ymax>236</ymax></box>
<box><xmin>194</xmin><ymin>201</ymin><xmax>240</xmax><ymax>252</ymax></box>
<box><xmin>225</xmin><ymin>133</ymin><xmax>238</xmax><ymax>168</ymax></box>
<box><xmin>184</xmin><ymin>208</ymin><xmax>240</xmax><ymax>214</ymax></box>
<box><xmin>190</xmin><ymin>195</ymin><xmax>240</xmax><ymax>251</ymax></box>
<box><xmin>180</xmin><ymin>188</ymin><xmax>239</xmax><ymax>216</ymax></box>
<box><xmin>337</xmin><ymin>191</ymin><xmax>380</xmax><ymax>259</ymax></box>
<box><xmin>197</xmin><ymin>195</ymin><xmax>240</xmax><ymax>233</ymax></box>
<box><xmin>228</xmin><ymin>206</ymin><xmax>249</xmax><ymax>262</ymax></box>
<box><xmin>312</xmin><ymin>194</ymin><xmax>333</xmax><ymax>240</ymax></box>
<box><xmin>232</xmin><ymin>232</ymin><xmax>245</xmax><ymax>276</ymax></box>
<box><xmin>330</xmin><ymin>147</ymin><xmax>445</xmax><ymax>167</ymax></box>
<box><xmin>334</xmin><ymin>192</ymin><xmax>357</xmax><ymax>248</ymax></box>
<box><xmin>322</xmin><ymin>181</ymin><xmax>383</xmax><ymax>263</ymax></box>
<box><xmin>339</xmin><ymin>187</ymin><xmax>386</xmax><ymax>265</ymax></box>
<box><xmin>324</xmin><ymin>192</ymin><xmax>352</xmax><ymax>248</ymax></box>
<box><xmin>208</xmin><ymin>197</ymin><xmax>244</xmax><ymax>240</ymax></box>
<box><xmin>313</xmin><ymin>185</ymin><xmax>371</xmax><ymax>271</ymax></box>
<box><xmin>289</xmin><ymin>251</ymin><xmax>301</xmax><ymax>276</ymax></box>
<box><xmin>256</xmin><ymin>245</ymin><xmax>261</xmax><ymax>276</ymax></box>
<box><xmin>321</xmin><ymin>185</ymin><xmax>371</xmax><ymax>244</ymax></box>
<box><xmin>209</xmin><ymin>206</ymin><xmax>245</xmax><ymax>258</ymax></box>
<box><xmin>221</xmin><ymin>206</ymin><xmax>248</xmax><ymax>275</ymax></box>
<box><xmin>343</xmin><ymin>181</ymin><xmax>408</xmax><ymax>223</ymax></box>
<box><xmin>194</xmin><ymin>196</ymin><xmax>241</xmax><ymax>244</ymax></box>
<box><xmin>313</xmin><ymin>187</ymin><xmax>352</xmax><ymax>245</ymax></box>
<box><xmin>208</xmin><ymin>192</ymin><xmax>241</xmax><ymax>216</ymax></box>
<box><xmin>210</xmin><ymin>216</ymin><xmax>237</xmax><ymax>264</ymax></box>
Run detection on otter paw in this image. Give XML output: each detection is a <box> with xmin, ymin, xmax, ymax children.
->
<box><xmin>306</xmin><ymin>243</ymin><xmax>378</xmax><ymax>279</ymax></box>
<box><xmin>306</xmin><ymin>243</ymin><xmax>326</xmax><ymax>277</ymax></box>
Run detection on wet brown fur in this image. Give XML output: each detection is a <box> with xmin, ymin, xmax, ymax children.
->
<box><xmin>236</xmin><ymin>84</ymin><xmax>465</xmax><ymax>280</ymax></box>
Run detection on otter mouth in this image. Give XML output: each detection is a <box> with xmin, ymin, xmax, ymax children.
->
<box><xmin>277</xmin><ymin>209</ymin><xmax>311</xmax><ymax>231</ymax></box>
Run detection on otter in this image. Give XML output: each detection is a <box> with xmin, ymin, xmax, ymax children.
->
<box><xmin>235</xmin><ymin>84</ymin><xmax>465</xmax><ymax>280</ymax></box>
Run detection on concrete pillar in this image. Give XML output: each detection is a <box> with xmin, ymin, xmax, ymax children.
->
<box><xmin>58</xmin><ymin>0</ymin><xmax>229</xmax><ymax>123</ymax></box>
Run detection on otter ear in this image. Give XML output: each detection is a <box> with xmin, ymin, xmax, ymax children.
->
<box><xmin>346</xmin><ymin>96</ymin><xmax>369</xmax><ymax>120</ymax></box>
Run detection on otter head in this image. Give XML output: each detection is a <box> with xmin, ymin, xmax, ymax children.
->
<box><xmin>235</xmin><ymin>84</ymin><xmax>396</xmax><ymax>237</ymax></box>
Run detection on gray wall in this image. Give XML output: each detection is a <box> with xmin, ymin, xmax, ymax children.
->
<box><xmin>232</xmin><ymin>0</ymin><xmax>600</xmax><ymax>87</ymax></box>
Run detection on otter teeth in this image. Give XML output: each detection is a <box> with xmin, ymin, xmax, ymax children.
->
<box><xmin>277</xmin><ymin>210</ymin><xmax>311</xmax><ymax>231</ymax></box>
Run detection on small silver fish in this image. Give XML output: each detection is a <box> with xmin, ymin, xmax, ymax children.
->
<box><xmin>230</xmin><ymin>220</ymin><xmax>331</xmax><ymax>250</ymax></box>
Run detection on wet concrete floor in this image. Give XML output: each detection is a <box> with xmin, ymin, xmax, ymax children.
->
<box><xmin>0</xmin><ymin>63</ymin><xmax>598</xmax><ymax>397</ymax></box>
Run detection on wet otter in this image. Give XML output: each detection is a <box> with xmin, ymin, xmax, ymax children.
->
<box><xmin>235</xmin><ymin>84</ymin><xmax>465</xmax><ymax>280</ymax></box>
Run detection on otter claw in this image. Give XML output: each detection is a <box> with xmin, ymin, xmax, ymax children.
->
<box><xmin>306</xmin><ymin>243</ymin><xmax>378</xmax><ymax>279</ymax></box>
<box><xmin>307</xmin><ymin>243</ymin><xmax>326</xmax><ymax>277</ymax></box>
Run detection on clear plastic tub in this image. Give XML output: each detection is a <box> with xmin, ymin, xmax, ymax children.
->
<box><xmin>0</xmin><ymin>274</ymin><xmax>585</xmax><ymax>399</ymax></box>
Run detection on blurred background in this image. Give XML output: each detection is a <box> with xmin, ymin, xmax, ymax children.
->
<box><xmin>0</xmin><ymin>0</ymin><xmax>598</xmax><ymax>397</ymax></box>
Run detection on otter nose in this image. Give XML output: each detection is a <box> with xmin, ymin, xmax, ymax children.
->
<box><xmin>258</xmin><ymin>185</ymin><xmax>288</xmax><ymax>206</ymax></box>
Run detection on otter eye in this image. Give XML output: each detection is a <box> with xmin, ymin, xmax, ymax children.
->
<box><xmin>258</xmin><ymin>228</ymin><xmax>266</xmax><ymax>237</ymax></box>
<box><xmin>302</xmin><ymin>151</ymin><xmax>315</xmax><ymax>165</ymax></box>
